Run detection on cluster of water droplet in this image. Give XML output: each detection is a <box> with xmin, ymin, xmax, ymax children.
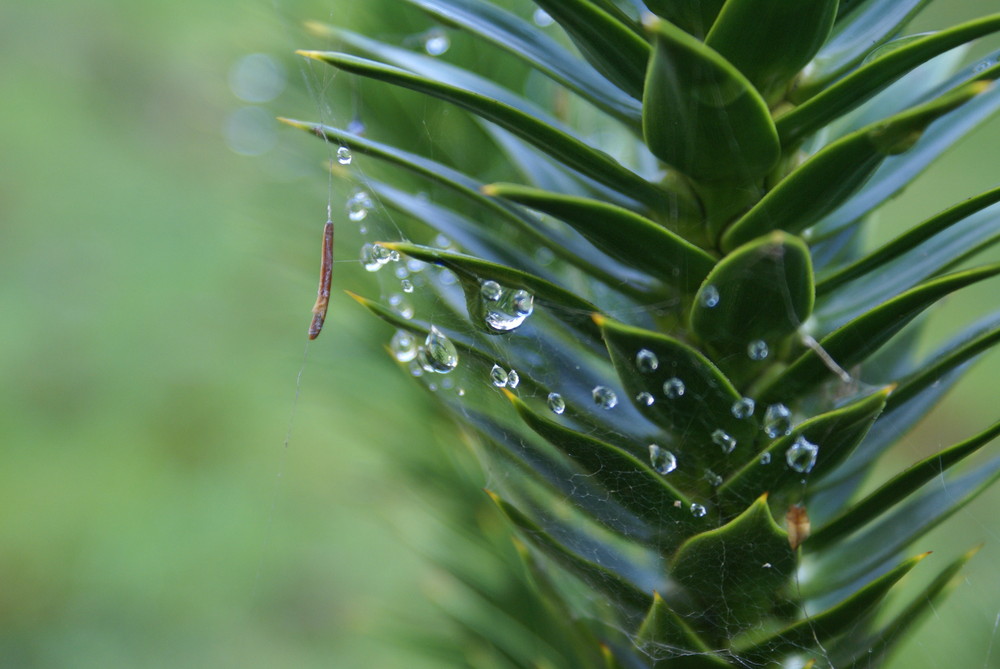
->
<box><xmin>747</xmin><ymin>339</ymin><xmax>769</xmax><ymax>361</ymax></box>
<box><xmin>490</xmin><ymin>364</ymin><xmax>520</xmax><ymax>389</ymax></box>
<box><xmin>361</xmin><ymin>242</ymin><xmax>397</xmax><ymax>272</ymax></box>
<box><xmin>390</xmin><ymin>326</ymin><xmax>458</xmax><ymax>375</ymax></box>
<box><xmin>480</xmin><ymin>280</ymin><xmax>535</xmax><ymax>332</ymax></box>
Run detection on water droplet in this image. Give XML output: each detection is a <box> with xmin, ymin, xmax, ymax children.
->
<box><xmin>975</xmin><ymin>58</ymin><xmax>993</xmax><ymax>73</ymax></box>
<box><xmin>704</xmin><ymin>469</ymin><xmax>722</xmax><ymax>487</ymax></box>
<box><xmin>764</xmin><ymin>404</ymin><xmax>792</xmax><ymax>438</ymax></box>
<box><xmin>507</xmin><ymin>369</ymin><xmax>520</xmax><ymax>389</ymax></box>
<box><xmin>360</xmin><ymin>243</ymin><xmax>383</xmax><ymax>272</ymax></box>
<box><xmin>457</xmin><ymin>387</ymin><xmax>465</xmax><ymax>397</ymax></box>
<box><xmin>390</xmin><ymin>330</ymin><xmax>418</xmax><ymax>362</ymax></box>
<box><xmin>691</xmin><ymin>503</ymin><xmax>708</xmax><ymax>518</ymax></box>
<box><xmin>481</xmin><ymin>280</ymin><xmax>502</xmax><ymax>302</ymax></box>
<box><xmin>662</xmin><ymin>377</ymin><xmax>685</xmax><ymax>399</ymax></box>
<box><xmin>700</xmin><ymin>285</ymin><xmax>720</xmax><ymax>308</ymax></box>
<box><xmin>433</xmin><ymin>233</ymin><xmax>452</xmax><ymax>249</ymax></box>
<box><xmin>532</xmin><ymin>8</ymin><xmax>554</xmax><ymax>26</ymax></box>
<box><xmin>759</xmin><ymin>452</ymin><xmax>772</xmax><ymax>465</ymax></box>
<box><xmin>712</xmin><ymin>429</ymin><xmax>736</xmax><ymax>454</ymax></box>
<box><xmin>401</xmin><ymin>279</ymin><xmax>414</xmax><ymax>293</ymax></box>
<box><xmin>635</xmin><ymin>349</ymin><xmax>659</xmax><ymax>372</ymax></box>
<box><xmin>786</xmin><ymin>435</ymin><xmax>819</xmax><ymax>473</ymax></box>
<box><xmin>407</xmin><ymin>259</ymin><xmax>427</xmax><ymax>273</ymax></box>
<box><xmin>483</xmin><ymin>283</ymin><xmax>534</xmax><ymax>331</ymax></box>
<box><xmin>336</xmin><ymin>146</ymin><xmax>352</xmax><ymax>165</ymax></box>
<box><xmin>388</xmin><ymin>249</ymin><xmax>400</xmax><ymax>262</ymax></box>
<box><xmin>419</xmin><ymin>326</ymin><xmax>458</xmax><ymax>374</ymax></box>
<box><xmin>438</xmin><ymin>269</ymin><xmax>458</xmax><ymax>286</ymax></box>
<box><xmin>747</xmin><ymin>339</ymin><xmax>769</xmax><ymax>361</ymax></box>
<box><xmin>388</xmin><ymin>294</ymin><xmax>414</xmax><ymax>319</ymax></box>
<box><xmin>490</xmin><ymin>364</ymin><xmax>508</xmax><ymax>387</ymax></box>
<box><xmin>534</xmin><ymin>247</ymin><xmax>555</xmax><ymax>265</ymax></box>
<box><xmin>347</xmin><ymin>189</ymin><xmax>372</xmax><ymax>222</ymax></box>
<box><xmin>427</xmin><ymin>382</ymin><xmax>438</xmax><ymax>392</ymax></box>
<box><xmin>347</xmin><ymin>118</ymin><xmax>365</xmax><ymax>135</ymax></box>
<box><xmin>592</xmin><ymin>386</ymin><xmax>618</xmax><ymax>410</ymax></box>
<box><xmin>648</xmin><ymin>444</ymin><xmax>677</xmax><ymax>475</ymax></box>
<box><xmin>547</xmin><ymin>392</ymin><xmax>565</xmax><ymax>415</ymax></box>
<box><xmin>635</xmin><ymin>391</ymin><xmax>654</xmax><ymax>407</ymax></box>
<box><xmin>408</xmin><ymin>361</ymin><xmax>424</xmax><ymax>377</ymax></box>
<box><xmin>731</xmin><ymin>397</ymin><xmax>755</xmax><ymax>419</ymax></box>
<box><xmin>424</xmin><ymin>29</ymin><xmax>450</xmax><ymax>56</ymax></box>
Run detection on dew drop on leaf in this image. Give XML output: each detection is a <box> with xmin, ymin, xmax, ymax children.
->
<box><xmin>691</xmin><ymin>503</ymin><xmax>708</xmax><ymax>518</ymax></box>
<box><xmin>418</xmin><ymin>326</ymin><xmax>458</xmax><ymax>374</ymax></box>
<box><xmin>484</xmin><ymin>285</ymin><xmax>534</xmax><ymax>332</ymax></box>
<box><xmin>490</xmin><ymin>364</ymin><xmax>508</xmax><ymax>387</ymax></box>
<box><xmin>423</xmin><ymin>29</ymin><xmax>450</xmax><ymax>56</ymax></box>
<box><xmin>662</xmin><ymin>377</ymin><xmax>685</xmax><ymax>399</ymax></box>
<box><xmin>731</xmin><ymin>397</ymin><xmax>755</xmax><ymax>419</ymax></box>
<box><xmin>699</xmin><ymin>285</ymin><xmax>720</xmax><ymax>308</ymax></box>
<box><xmin>507</xmin><ymin>369</ymin><xmax>519</xmax><ymax>389</ymax></box>
<box><xmin>763</xmin><ymin>404</ymin><xmax>793</xmax><ymax>438</ymax></box>
<box><xmin>635</xmin><ymin>348</ymin><xmax>659</xmax><ymax>372</ymax></box>
<box><xmin>712</xmin><ymin>429</ymin><xmax>736</xmax><ymax>454</ymax></box>
<box><xmin>747</xmin><ymin>339</ymin><xmax>769</xmax><ymax>361</ymax></box>
<box><xmin>591</xmin><ymin>386</ymin><xmax>618</xmax><ymax>410</ymax></box>
<box><xmin>648</xmin><ymin>444</ymin><xmax>677</xmax><ymax>475</ymax></box>
<box><xmin>547</xmin><ymin>392</ymin><xmax>565</xmax><ymax>415</ymax></box>
<box><xmin>390</xmin><ymin>330</ymin><xmax>417</xmax><ymax>362</ymax></box>
<box><xmin>785</xmin><ymin>435</ymin><xmax>819</xmax><ymax>473</ymax></box>
<box><xmin>635</xmin><ymin>391</ymin><xmax>654</xmax><ymax>407</ymax></box>
<box><xmin>336</xmin><ymin>146</ymin><xmax>352</xmax><ymax>165</ymax></box>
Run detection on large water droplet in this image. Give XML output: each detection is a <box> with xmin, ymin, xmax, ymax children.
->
<box><xmin>712</xmin><ymin>429</ymin><xmax>736</xmax><ymax>454</ymax></box>
<box><xmin>635</xmin><ymin>349</ymin><xmax>659</xmax><ymax>373</ymax></box>
<box><xmin>592</xmin><ymin>386</ymin><xmax>618</xmax><ymax>410</ymax></box>
<box><xmin>704</xmin><ymin>469</ymin><xmax>722</xmax><ymax>487</ymax></box>
<box><xmin>419</xmin><ymin>326</ymin><xmax>458</xmax><ymax>374</ymax></box>
<box><xmin>390</xmin><ymin>330</ymin><xmax>418</xmax><ymax>362</ymax></box>
<box><xmin>764</xmin><ymin>404</ymin><xmax>792</xmax><ymax>438</ymax></box>
<box><xmin>747</xmin><ymin>339</ymin><xmax>769</xmax><ymax>361</ymax></box>
<box><xmin>424</xmin><ymin>29</ymin><xmax>450</xmax><ymax>56</ymax></box>
<box><xmin>481</xmin><ymin>280</ymin><xmax>502</xmax><ymax>302</ymax></box>
<box><xmin>547</xmin><ymin>392</ymin><xmax>565</xmax><ymax>415</ymax></box>
<box><xmin>662</xmin><ymin>377</ymin><xmax>685</xmax><ymax>399</ymax></box>
<box><xmin>336</xmin><ymin>146</ymin><xmax>352</xmax><ymax>165</ymax></box>
<box><xmin>731</xmin><ymin>397</ymin><xmax>755</xmax><ymax>419</ymax></box>
<box><xmin>648</xmin><ymin>444</ymin><xmax>677</xmax><ymax>475</ymax></box>
<box><xmin>691</xmin><ymin>503</ymin><xmax>708</xmax><ymax>518</ymax></box>
<box><xmin>483</xmin><ymin>283</ymin><xmax>534</xmax><ymax>332</ymax></box>
<box><xmin>700</xmin><ymin>285</ymin><xmax>720</xmax><ymax>308</ymax></box>
<box><xmin>785</xmin><ymin>435</ymin><xmax>819</xmax><ymax>473</ymax></box>
<box><xmin>635</xmin><ymin>391</ymin><xmax>654</xmax><ymax>407</ymax></box>
<box><xmin>490</xmin><ymin>364</ymin><xmax>508</xmax><ymax>387</ymax></box>
<box><xmin>507</xmin><ymin>369</ymin><xmax>520</xmax><ymax>389</ymax></box>
<box><xmin>347</xmin><ymin>189</ymin><xmax>373</xmax><ymax>222</ymax></box>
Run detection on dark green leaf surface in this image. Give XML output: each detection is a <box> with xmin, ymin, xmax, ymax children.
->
<box><xmin>636</xmin><ymin>593</ymin><xmax>731</xmax><ymax>668</ymax></box>
<box><xmin>777</xmin><ymin>14</ymin><xmax>1000</xmax><ymax>144</ymax></box>
<box><xmin>758</xmin><ymin>264</ymin><xmax>1000</xmax><ymax>403</ymax></box>
<box><xmin>671</xmin><ymin>496</ymin><xmax>795</xmax><ymax>631</ymax></box>
<box><xmin>719</xmin><ymin>388</ymin><xmax>890</xmax><ymax>512</ymax></box>
<box><xmin>722</xmin><ymin>81</ymin><xmax>989</xmax><ymax>251</ymax></box>
<box><xmin>297</xmin><ymin>51</ymin><xmax>669</xmax><ymax>208</ymax></box>
<box><xmin>643</xmin><ymin>16</ymin><xmax>779</xmax><ymax>182</ymax></box>
<box><xmin>705</xmin><ymin>0</ymin><xmax>837</xmax><ymax>100</ymax></box>
<box><xmin>690</xmin><ymin>232</ymin><xmax>813</xmax><ymax>353</ymax></box>
<box><xmin>485</xmin><ymin>182</ymin><xmax>714</xmax><ymax>292</ymax></box>
<box><xmin>397</xmin><ymin>0</ymin><xmax>643</xmax><ymax>125</ymax></box>
<box><xmin>643</xmin><ymin>0</ymin><xmax>725</xmax><ymax>38</ymax></box>
<box><xmin>533</xmin><ymin>0</ymin><xmax>650</xmax><ymax>99</ymax></box>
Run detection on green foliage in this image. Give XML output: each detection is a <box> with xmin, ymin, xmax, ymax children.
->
<box><xmin>288</xmin><ymin>1</ymin><xmax>1000</xmax><ymax>666</ymax></box>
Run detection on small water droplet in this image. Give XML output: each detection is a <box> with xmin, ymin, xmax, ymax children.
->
<box><xmin>490</xmin><ymin>364</ymin><xmax>508</xmax><ymax>387</ymax></box>
<box><xmin>662</xmin><ymin>377</ymin><xmax>685</xmax><ymax>399</ymax></box>
<box><xmin>507</xmin><ymin>369</ymin><xmax>520</xmax><ymax>388</ymax></box>
<box><xmin>635</xmin><ymin>349</ymin><xmax>659</xmax><ymax>372</ymax></box>
<box><xmin>764</xmin><ymin>404</ymin><xmax>792</xmax><ymax>438</ymax></box>
<box><xmin>759</xmin><ymin>452</ymin><xmax>772</xmax><ymax>465</ymax></box>
<box><xmin>731</xmin><ymin>397</ymin><xmax>755</xmax><ymax>419</ymax></box>
<box><xmin>512</xmin><ymin>289</ymin><xmax>533</xmax><ymax>315</ymax></box>
<box><xmin>786</xmin><ymin>435</ymin><xmax>819</xmax><ymax>473</ymax></box>
<box><xmin>438</xmin><ymin>268</ymin><xmax>458</xmax><ymax>286</ymax></box>
<box><xmin>762</xmin><ymin>562</ymin><xmax>772</xmax><ymax>569</ymax></box>
<box><xmin>699</xmin><ymin>285</ymin><xmax>720</xmax><ymax>308</ymax></box>
<box><xmin>408</xmin><ymin>361</ymin><xmax>424</xmax><ymax>377</ymax></box>
<box><xmin>419</xmin><ymin>326</ymin><xmax>458</xmax><ymax>374</ymax></box>
<box><xmin>401</xmin><ymin>279</ymin><xmax>414</xmax><ymax>293</ymax></box>
<box><xmin>407</xmin><ymin>259</ymin><xmax>427</xmax><ymax>273</ymax></box>
<box><xmin>635</xmin><ymin>391</ymin><xmax>654</xmax><ymax>407</ymax></box>
<box><xmin>347</xmin><ymin>118</ymin><xmax>365</xmax><ymax>135</ymax></box>
<box><xmin>389</xmin><ymin>294</ymin><xmax>414</xmax><ymax>319</ymax></box>
<box><xmin>534</xmin><ymin>246</ymin><xmax>555</xmax><ymax>265</ymax></box>
<box><xmin>424</xmin><ymin>29</ymin><xmax>450</xmax><ymax>56</ymax></box>
<box><xmin>712</xmin><ymin>429</ymin><xmax>736</xmax><ymax>454</ymax></box>
<box><xmin>547</xmin><ymin>392</ymin><xmax>565</xmax><ymax>415</ymax></box>
<box><xmin>427</xmin><ymin>382</ymin><xmax>438</xmax><ymax>392</ymax></box>
<box><xmin>390</xmin><ymin>330</ymin><xmax>418</xmax><ymax>362</ymax></box>
<box><xmin>394</xmin><ymin>265</ymin><xmax>410</xmax><ymax>279</ymax></box>
<box><xmin>532</xmin><ymin>8</ymin><xmax>554</xmax><ymax>26</ymax></box>
<box><xmin>433</xmin><ymin>233</ymin><xmax>452</xmax><ymax>249</ymax></box>
<box><xmin>347</xmin><ymin>189</ymin><xmax>373</xmax><ymax>222</ymax></box>
<box><xmin>975</xmin><ymin>58</ymin><xmax>993</xmax><ymax>73</ymax></box>
<box><xmin>747</xmin><ymin>339</ymin><xmax>769</xmax><ymax>361</ymax></box>
<box><xmin>592</xmin><ymin>385</ymin><xmax>618</xmax><ymax>410</ymax></box>
<box><xmin>336</xmin><ymin>146</ymin><xmax>352</xmax><ymax>165</ymax></box>
<box><xmin>691</xmin><ymin>503</ymin><xmax>708</xmax><ymax>518</ymax></box>
<box><xmin>648</xmin><ymin>444</ymin><xmax>677</xmax><ymax>475</ymax></box>
<box><xmin>481</xmin><ymin>280</ymin><xmax>502</xmax><ymax>302</ymax></box>
<box><xmin>704</xmin><ymin>469</ymin><xmax>722</xmax><ymax>487</ymax></box>
<box><xmin>457</xmin><ymin>387</ymin><xmax>465</xmax><ymax>397</ymax></box>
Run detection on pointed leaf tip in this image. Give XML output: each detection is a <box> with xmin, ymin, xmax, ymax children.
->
<box><xmin>480</xmin><ymin>184</ymin><xmax>499</xmax><ymax>197</ymax></box>
<box><xmin>500</xmin><ymin>387</ymin><xmax>517</xmax><ymax>402</ymax></box>
<box><xmin>591</xmin><ymin>312</ymin><xmax>607</xmax><ymax>327</ymax></box>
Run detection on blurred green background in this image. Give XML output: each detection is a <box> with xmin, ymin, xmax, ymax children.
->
<box><xmin>2</xmin><ymin>0</ymin><xmax>1000</xmax><ymax>667</ymax></box>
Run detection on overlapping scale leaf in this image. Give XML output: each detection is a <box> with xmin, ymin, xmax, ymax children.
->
<box><xmin>642</xmin><ymin>0</ymin><xmax>725</xmax><ymax>38</ymax></box>
<box><xmin>642</xmin><ymin>16</ymin><xmax>779</xmax><ymax>182</ymax></box>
